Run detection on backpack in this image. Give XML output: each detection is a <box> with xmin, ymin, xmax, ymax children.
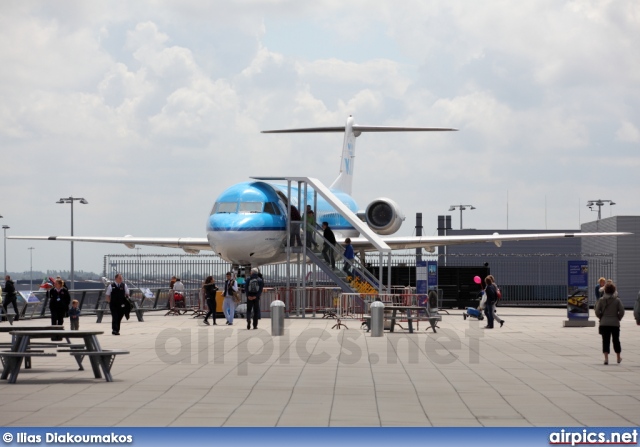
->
<box><xmin>248</xmin><ymin>277</ymin><xmax>260</xmax><ymax>294</ymax></box>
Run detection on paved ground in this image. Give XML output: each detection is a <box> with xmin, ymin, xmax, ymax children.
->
<box><xmin>0</xmin><ymin>308</ymin><xmax>639</xmax><ymax>427</ymax></box>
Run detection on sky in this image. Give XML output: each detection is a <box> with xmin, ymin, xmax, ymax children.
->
<box><xmin>1</xmin><ymin>0</ymin><xmax>638</xmax><ymax>274</ymax></box>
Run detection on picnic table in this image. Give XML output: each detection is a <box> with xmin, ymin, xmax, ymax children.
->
<box><xmin>0</xmin><ymin>326</ymin><xmax>66</xmax><ymax>368</ymax></box>
<box><xmin>362</xmin><ymin>303</ymin><xmax>442</xmax><ymax>334</ymax></box>
<box><xmin>1</xmin><ymin>330</ymin><xmax>128</xmax><ymax>383</ymax></box>
<box><xmin>0</xmin><ymin>325</ymin><xmax>66</xmax><ymax>344</ymax></box>
<box><xmin>385</xmin><ymin>305</ymin><xmax>441</xmax><ymax>334</ymax></box>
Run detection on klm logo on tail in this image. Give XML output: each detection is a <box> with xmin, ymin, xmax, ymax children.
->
<box><xmin>344</xmin><ymin>141</ymin><xmax>354</xmax><ymax>174</ymax></box>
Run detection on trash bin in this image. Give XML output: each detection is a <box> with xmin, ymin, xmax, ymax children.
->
<box><xmin>370</xmin><ymin>301</ymin><xmax>384</xmax><ymax>337</ymax></box>
<box><xmin>270</xmin><ymin>300</ymin><xmax>285</xmax><ymax>336</ymax></box>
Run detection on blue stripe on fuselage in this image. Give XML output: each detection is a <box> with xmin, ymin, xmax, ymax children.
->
<box><xmin>211</xmin><ymin>226</ymin><xmax>285</xmax><ymax>231</ymax></box>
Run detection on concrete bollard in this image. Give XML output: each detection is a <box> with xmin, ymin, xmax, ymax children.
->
<box><xmin>370</xmin><ymin>300</ymin><xmax>385</xmax><ymax>337</ymax></box>
<box><xmin>270</xmin><ymin>300</ymin><xmax>285</xmax><ymax>336</ymax></box>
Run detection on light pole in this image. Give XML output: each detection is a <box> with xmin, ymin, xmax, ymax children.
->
<box><xmin>586</xmin><ymin>200</ymin><xmax>615</xmax><ymax>220</ymax></box>
<box><xmin>135</xmin><ymin>247</ymin><xmax>141</xmax><ymax>282</ymax></box>
<box><xmin>448</xmin><ymin>204</ymin><xmax>476</xmax><ymax>230</ymax></box>
<box><xmin>56</xmin><ymin>197</ymin><xmax>88</xmax><ymax>290</ymax></box>
<box><xmin>2</xmin><ymin>225</ymin><xmax>9</xmax><ymax>279</ymax></box>
<box><xmin>28</xmin><ymin>247</ymin><xmax>35</xmax><ymax>291</ymax></box>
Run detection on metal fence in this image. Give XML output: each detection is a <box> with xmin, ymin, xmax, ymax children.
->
<box><xmin>102</xmin><ymin>254</ymin><xmax>340</xmax><ymax>289</ymax></box>
<box><xmin>363</xmin><ymin>253</ymin><xmax>615</xmax><ymax>307</ymax></box>
<box><xmin>100</xmin><ymin>252</ymin><xmax>615</xmax><ymax>309</ymax></box>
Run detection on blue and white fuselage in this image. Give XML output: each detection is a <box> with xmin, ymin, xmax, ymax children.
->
<box><xmin>206</xmin><ymin>181</ymin><xmax>358</xmax><ymax>266</ymax></box>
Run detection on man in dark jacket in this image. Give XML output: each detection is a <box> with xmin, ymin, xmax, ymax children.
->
<box><xmin>245</xmin><ymin>268</ymin><xmax>264</xmax><ymax>330</ymax></box>
<box><xmin>289</xmin><ymin>205</ymin><xmax>302</xmax><ymax>247</ymax></box>
<box><xmin>106</xmin><ymin>274</ymin><xmax>130</xmax><ymax>335</ymax></box>
<box><xmin>3</xmin><ymin>275</ymin><xmax>20</xmax><ymax>321</ymax></box>
<box><xmin>321</xmin><ymin>222</ymin><xmax>337</xmax><ymax>269</ymax></box>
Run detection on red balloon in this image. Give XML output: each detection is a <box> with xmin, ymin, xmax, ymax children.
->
<box><xmin>473</xmin><ymin>276</ymin><xmax>481</xmax><ymax>284</ymax></box>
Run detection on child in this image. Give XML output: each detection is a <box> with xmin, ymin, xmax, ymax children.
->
<box><xmin>68</xmin><ymin>299</ymin><xmax>80</xmax><ymax>330</ymax></box>
<box><xmin>342</xmin><ymin>238</ymin><xmax>354</xmax><ymax>276</ymax></box>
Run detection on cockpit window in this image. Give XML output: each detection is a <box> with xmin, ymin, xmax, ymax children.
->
<box><xmin>263</xmin><ymin>202</ymin><xmax>281</xmax><ymax>215</ymax></box>
<box><xmin>216</xmin><ymin>202</ymin><xmax>237</xmax><ymax>213</ymax></box>
<box><xmin>238</xmin><ymin>202</ymin><xmax>263</xmax><ymax>213</ymax></box>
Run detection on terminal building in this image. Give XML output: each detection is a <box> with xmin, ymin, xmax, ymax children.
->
<box><xmin>439</xmin><ymin>215</ymin><xmax>640</xmax><ymax>308</ymax></box>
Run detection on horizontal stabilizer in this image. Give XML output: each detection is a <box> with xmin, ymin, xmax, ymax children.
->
<box><xmin>262</xmin><ymin>116</ymin><xmax>457</xmax><ymax>195</ymax></box>
<box><xmin>262</xmin><ymin>125</ymin><xmax>457</xmax><ymax>133</ymax></box>
<box><xmin>262</xmin><ymin>127</ymin><xmax>345</xmax><ymax>133</ymax></box>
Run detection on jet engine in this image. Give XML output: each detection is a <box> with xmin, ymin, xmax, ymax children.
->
<box><xmin>364</xmin><ymin>198</ymin><xmax>404</xmax><ymax>235</ymax></box>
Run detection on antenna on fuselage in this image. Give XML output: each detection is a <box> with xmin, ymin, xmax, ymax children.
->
<box><xmin>261</xmin><ymin>115</ymin><xmax>457</xmax><ymax>195</ymax></box>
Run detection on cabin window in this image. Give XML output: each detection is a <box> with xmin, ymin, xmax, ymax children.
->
<box><xmin>263</xmin><ymin>202</ymin><xmax>281</xmax><ymax>215</ymax></box>
<box><xmin>216</xmin><ymin>202</ymin><xmax>238</xmax><ymax>213</ymax></box>
<box><xmin>238</xmin><ymin>202</ymin><xmax>263</xmax><ymax>213</ymax></box>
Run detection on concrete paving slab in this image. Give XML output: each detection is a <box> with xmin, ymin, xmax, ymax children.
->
<box><xmin>1</xmin><ymin>308</ymin><xmax>639</xmax><ymax>426</ymax></box>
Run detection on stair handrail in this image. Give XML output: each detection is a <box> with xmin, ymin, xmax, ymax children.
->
<box><xmin>308</xmin><ymin>225</ymin><xmax>386</xmax><ymax>293</ymax></box>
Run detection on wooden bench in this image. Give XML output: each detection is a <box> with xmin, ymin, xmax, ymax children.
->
<box><xmin>60</xmin><ymin>349</ymin><xmax>129</xmax><ymax>382</ymax></box>
<box><xmin>322</xmin><ymin>308</ymin><xmax>337</xmax><ymax>319</ymax></box>
<box><xmin>96</xmin><ymin>301</ymin><xmax>147</xmax><ymax>323</ymax></box>
<box><xmin>361</xmin><ymin>307</ymin><xmax>443</xmax><ymax>333</ymax></box>
<box><xmin>360</xmin><ymin>315</ymin><xmax>405</xmax><ymax>332</ymax></box>
<box><xmin>0</xmin><ymin>349</ymin><xmax>46</xmax><ymax>366</ymax></box>
<box><xmin>0</xmin><ymin>352</ymin><xmax>57</xmax><ymax>383</ymax></box>
<box><xmin>190</xmin><ymin>308</ymin><xmax>208</xmax><ymax>318</ymax></box>
<box><xmin>95</xmin><ymin>308</ymin><xmax>108</xmax><ymax>323</ymax></box>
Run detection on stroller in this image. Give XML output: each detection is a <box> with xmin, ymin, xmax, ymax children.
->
<box><xmin>173</xmin><ymin>292</ymin><xmax>186</xmax><ymax>309</ymax></box>
<box><xmin>463</xmin><ymin>307</ymin><xmax>484</xmax><ymax>320</ymax></box>
<box><xmin>463</xmin><ymin>291</ymin><xmax>485</xmax><ymax>321</ymax></box>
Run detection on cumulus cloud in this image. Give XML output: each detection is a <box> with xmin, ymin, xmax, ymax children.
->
<box><xmin>616</xmin><ymin>121</ymin><xmax>640</xmax><ymax>143</ymax></box>
<box><xmin>0</xmin><ymin>1</ymin><xmax>638</xmax><ymax>272</ymax></box>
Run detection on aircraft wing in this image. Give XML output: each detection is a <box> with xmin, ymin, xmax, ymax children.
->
<box><xmin>8</xmin><ymin>236</ymin><xmax>211</xmax><ymax>254</ymax></box>
<box><xmin>344</xmin><ymin>232</ymin><xmax>631</xmax><ymax>252</ymax></box>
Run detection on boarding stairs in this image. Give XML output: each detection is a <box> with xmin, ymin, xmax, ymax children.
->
<box><xmin>297</xmin><ymin>225</ymin><xmax>385</xmax><ymax>295</ymax></box>
<box><xmin>290</xmin><ymin>244</ymin><xmax>353</xmax><ymax>292</ymax></box>
<box><xmin>257</xmin><ymin>176</ymin><xmax>389</xmax><ymax>295</ymax></box>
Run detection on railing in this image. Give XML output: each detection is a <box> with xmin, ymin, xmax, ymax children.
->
<box><xmin>305</xmin><ymin>223</ymin><xmax>384</xmax><ymax>293</ymax></box>
<box><xmin>99</xmin><ymin>252</ymin><xmax>615</xmax><ymax>308</ymax></box>
<box><xmin>5</xmin><ymin>288</ymin><xmax>180</xmax><ymax>320</ymax></box>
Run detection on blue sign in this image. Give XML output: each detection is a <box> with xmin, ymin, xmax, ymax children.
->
<box><xmin>567</xmin><ymin>260</ymin><xmax>589</xmax><ymax>320</ymax></box>
<box><xmin>428</xmin><ymin>261</ymin><xmax>438</xmax><ymax>288</ymax></box>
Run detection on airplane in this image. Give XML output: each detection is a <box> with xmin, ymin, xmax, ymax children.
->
<box><xmin>9</xmin><ymin>116</ymin><xmax>630</xmax><ymax>268</ymax></box>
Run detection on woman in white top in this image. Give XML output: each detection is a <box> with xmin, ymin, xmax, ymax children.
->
<box><xmin>222</xmin><ymin>272</ymin><xmax>238</xmax><ymax>325</ymax></box>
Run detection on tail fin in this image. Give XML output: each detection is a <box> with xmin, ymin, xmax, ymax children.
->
<box><xmin>262</xmin><ymin>116</ymin><xmax>457</xmax><ymax>195</ymax></box>
<box><xmin>331</xmin><ymin>116</ymin><xmax>357</xmax><ymax>194</ymax></box>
